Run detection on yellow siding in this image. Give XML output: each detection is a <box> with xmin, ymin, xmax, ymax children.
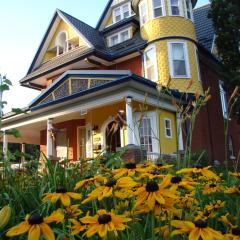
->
<box><xmin>105</xmin><ymin>13</ymin><xmax>113</xmax><ymax>27</ymax></box>
<box><xmin>159</xmin><ymin>109</ymin><xmax>177</xmax><ymax>154</ymax></box>
<box><xmin>155</xmin><ymin>40</ymin><xmax>203</xmax><ymax>93</ymax></box>
<box><xmin>42</xmin><ymin>20</ymin><xmax>88</xmax><ymax>63</ymax></box>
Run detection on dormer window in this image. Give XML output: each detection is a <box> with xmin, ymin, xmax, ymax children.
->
<box><xmin>113</xmin><ymin>2</ymin><xmax>131</xmax><ymax>23</ymax></box>
<box><xmin>107</xmin><ymin>28</ymin><xmax>131</xmax><ymax>47</ymax></box>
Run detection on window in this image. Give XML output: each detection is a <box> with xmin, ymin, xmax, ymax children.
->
<box><xmin>169</xmin><ymin>0</ymin><xmax>182</xmax><ymax>16</ymax></box>
<box><xmin>228</xmin><ymin>136</ymin><xmax>235</xmax><ymax>159</ymax></box>
<box><xmin>139</xmin><ymin>0</ymin><xmax>149</xmax><ymax>26</ymax></box>
<box><xmin>113</xmin><ymin>3</ymin><xmax>131</xmax><ymax>23</ymax></box>
<box><xmin>56</xmin><ymin>31</ymin><xmax>68</xmax><ymax>56</ymax></box>
<box><xmin>185</xmin><ymin>0</ymin><xmax>193</xmax><ymax>20</ymax></box>
<box><xmin>164</xmin><ymin>118</ymin><xmax>172</xmax><ymax>138</ymax></box>
<box><xmin>152</xmin><ymin>0</ymin><xmax>165</xmax><ymax>17</ymax></box>
<box><xmin>107</xmin><ymin>28</ymin><xmax>131</xmax><ymax>47</ymax></box>
<box><xmin>219</xmin><ymin>80</ymin><xmax>228</xmax><ymax>119</ymax></box>
<box><xmin>143</xmin><ymin>45</ymin><xmax>158</xmax><ymax>81</ymax></box>
<box><xmin>168</xmin><ymin>42</ymin><xmax>190</xmax><ymax>78</ymax></box>
<box><xmin>139</xmin><ymin>118</ymin><xmax>153</xmax><ymax>152</ymax></box>
<box><xmin>195</xmin><ymin>47</ymin><xmax>201</xmax><ymax>81</ymax></box>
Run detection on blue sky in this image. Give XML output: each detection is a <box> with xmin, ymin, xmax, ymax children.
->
<box><xmin>0</xmin><ymin>0</ymin><xmax>209</xmax><ymax>112</ymax></box>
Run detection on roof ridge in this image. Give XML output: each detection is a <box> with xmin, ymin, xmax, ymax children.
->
<box><xmin>193</xmin><ymin>3</ymin><xmax>211</xmax><ymax>11</ymax></box>
<box><xmin>57</xmin><ymin>9</ymin><xmax>96</xmax><ymax>30</ymax></box>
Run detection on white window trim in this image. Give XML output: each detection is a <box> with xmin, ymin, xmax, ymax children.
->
<box><xmin>195</xmin><ymin>46</ymin><xmax>201</xmax><ymax>81</ymax></box>
<box><xmin>112</xmin><ymin>2</ymin><xmax>131</xmax><ymax>23</ymax></box>
<box><xmin>143</xmin><ymin>44</ymin><xmax>158</xmax><ymax>82</ymax></box>
<box><xmin>151</xmin><ymin>0</ymin><xmax>166</xmax><ymax>19</ymax></box>
<box><xmin>183</xmin><ymin>0</ymin><xmax>193</xmax><ymax>21</ymax></box>
<box><xmin>164</xmin><ymin>118</ymin><xmax>173</xmax><ymax>139</ymax></box>
<box><xmin>168</xmin><ymin>41</ymin><xmax>191</xmax><ymax>78</ymax></box>
<box><xmin>107</xmin><ymin>27</ymin><xmax>131</xmax><ymax>47</ymax></box>
<box><xmin>134</xmin><ymin>111</ymin><xmax>160</xmax><ymax>153</ymax></box>
<box><xmin>219</xmin><ymin>80</ymin><xmax>228</xmax><ymax>119</ymax></box>
<box><xmin>139</xmin><ymin>0</ymin><xmax>149</xmax><ymax>26</ymax></box>
<box><xmin>168</xmin><ymin>0</ymin><xmax>184</xmax><ymax>16</ymax></box>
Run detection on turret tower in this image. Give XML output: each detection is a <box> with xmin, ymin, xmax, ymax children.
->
<box><xmin>132</xmin><ymin>0</ymin><xmax>202</xmax><ymax>93</ymax></box>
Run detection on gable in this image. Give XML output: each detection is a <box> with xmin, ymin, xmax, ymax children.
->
<box><xmin>42</xmin><ymin>20</ymin><xmax>88</xmax><ymax>64</ymax></box>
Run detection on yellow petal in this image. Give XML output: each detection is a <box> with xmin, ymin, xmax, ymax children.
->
<box><xmin>6</xmin><ymin>221</ymin><xmax>30</xmax><ymax>237</ymax></box>
<box><xmin>44</xmin><ymin>210</ymin><xmax>64</xmax><ymax>224</ymax></box>
<box><xmin>98</xmin><ymin>224</ymin><xmax>108</xmax><ymax>238</ymax></box>
<box><xmin>171</xmin><ymin>220</ymin><xmax>195</xmax><ymax>230</ymax></box>
<box><xmin>189</xmin><ymin>228</ymin><xmax>200</xmax><ymax>240</ymax></box>
<box><xmin>86</xmin><ymin>225</ymin><xmax>99</xmax><ymax>238</ymax></box>
<box><xmin>28</xmin><ymin>225</ymin><xmax>40</xmax><ymax>240</ymax></box>
<box><xmin>80</xmin><ymin>216</ymin><xmax>98</xmax><ymax>224</ymax></box>
<box><xmin>40</xmin><ymin>223</ymin><xmax>55</xmax><ymax>240</ymax></box>
<box><xmin>147</xmin><ymin>193</ymin><xmax>156</xmax><ymax>209</ymax></box>
<box><xmin>67</xmin><ymin>192</ymin><xmax>82</xmax><ymax>200</ymax></box>
<box><xmin>60</xmin><ymin>194</ymin><xmax>71</xmax><ymax>206</ymax></box>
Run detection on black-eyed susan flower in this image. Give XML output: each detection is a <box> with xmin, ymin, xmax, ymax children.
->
<box><xmin>177</xmin><ymin>166</ymin><xmax>219</xmax><ymax>181</ymax></box>
<box><xmin>166</xmin><ymin>174</ymin><xmax>197</xmax><ymax>191</ymax></box>
<box><xmin>82</xmin><ymin>177</ymin><xmax>137</xmax><ymax>204</ymax></box>
<box><xmin>42</xmin><ymin>187</ymin><xmax>82</xmax><ymax>207</ymax></box>
<box><xmin>177</xmin><ymin>192</ymin><xmax>197</xmax><ymax>208</ymax></box>
<box><xmin>74</xmin><ymin>175</ymin><xmax>106</xmax><ymax>190</ymax></box>
<box><xmin>226</xmin><ymin>227</ymin><xmax>240</xmax><ymax>240</ymax></box>
<box><xmin>219</xmin><ymin>213</ymin><xmax>236</xmax><ymax>228</ymax></box>
<box><xmin>112</xmin><ymin>163</ymin><xmax>146</xmax><ymax>179</ymax></box>
<box><xmin>135</xmin><ymin>177</ymin><xmax>177</xmax><ymax>210</ymax></box>
<box><xmin>171</xmin><ymin>219</ymin><xmax>224</xmax><ymax>240</ymax></box>
<box><xmin>230</xmin><ymin>172</ymin><xmax>240</xmax><ymax>178</ymax></box>
<box><xmin>80</xmin><ymin>209</ymin><xmax>131</xmax><ymax>238</ymax></box>
<box><xmin>225</xmin><ymin>186</ymin><xmax>240</xmax><ymax>194</ymax></box>
<box><xmin>63</xmin><ymin>205</ymin><xmax>82</xmax><ymax>219</ymax></box>
<box><xmin>70</xmin><ymin>219</ymin><xmax>86</xmax><ymax>235</ymax></box>
<box><xmin>202</xmin><ymin>183</ymin><xmax>224</xmax><ymax>195</ymax></box>
<box><xmin>205</xmin><ymin>200</ymin><xmax>225</xmax><ymax>212</ymax></box>
<box><xmin>6</xmin><ymin>210</ymin><xmax>64</xmax><ymax>240</ymax></box>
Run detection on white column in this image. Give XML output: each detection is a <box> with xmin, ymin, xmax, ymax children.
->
<box><xmin>126</xmin><ymin>96</ymin><xmax>134</xmax><ymax>145</ymax></box>
<box><xmin>47</xmin><ymin>118</ymin><xmax>54</xmax><ymax>159</ymax></box>
<box><xmin>3</xmin><ymin>131</ymin><xmax>8</xmax><ymax>160</ymax></box>
<box><xmin>176</xmin><ymin>113</ymin><xmax>184</xmax><ymax>151</ymax></box>
<box><xmin>120</xmin><ymin>128</ymin><xmax>124</xmax><ymax>147</ymax></box>
<box><xmin>21</xmin><ymin>143</ymin><xmax>26</xmax><ymax>163</ymax></box>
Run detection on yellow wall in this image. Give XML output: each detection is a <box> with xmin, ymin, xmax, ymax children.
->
<box><xmin>155</xmin><ymin>40</ymin><xmax>203</xmax><ymax>93</ymax></box>
<box><xmin>159</xmin><ymin>109</ymin><xmax>177</xmax><ymax>154</ymax></box>
<box><xmin>42</xmin><ymin>20</ymin><xmax>87</xmax><ymax>63</ymax></box>
<box><xmin>105</xmin><ymin>13</ymin><xmax>113</xmax><ymax>27</ymax></box>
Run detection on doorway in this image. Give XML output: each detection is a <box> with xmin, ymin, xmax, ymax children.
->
<box><xmin>105</xmin><ymin>121</ymin><xmax>121</xmax><ymax>152</ymax></box>
<box><xmin>78</xmin><ymin>127</ymin><xmax>86</xmax><ymax>159</ymax></box>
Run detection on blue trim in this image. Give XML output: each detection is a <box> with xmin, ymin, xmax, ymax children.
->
<box><xmin>30</xmin><ymin>74</ymin><xmax>157</xmax><ymax>111</ymax></box>
<box><xmin>27</xmin><ymin>12</ymin><xmax>58</xmax><ymax>74</ymax></box>
<box><xmin>96</xmin><ymin>0</ymin><xmax>114</xmax><ymax>29</ymax></box>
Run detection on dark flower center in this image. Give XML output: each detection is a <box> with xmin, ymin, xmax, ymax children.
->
<box><xmin>146</xmin><ymin>181</ymin><xmax>159</xmax><ymax>192</ymax></box>
<box><xmin>151</xmin><ymin>170</ymin><xmax>159</xmax><ymax>175</ymax></box>
<box><xmin>232</xmin><ymin>228</ymin><xmax>240</xmax><ymax>236</ymax></box>
<box><xmin>209</xmin><ymin>184</ymin><xmax>217</xmax><ymax>188</ymax></box>
<box><xmin>171</xmin><ymin>176</ymin><xmax>182</xmax><ymax>184</ymax></box>
<box><xmin>84</xmin><ymin>175</ymin><xmax>94</xmax><ymax>180</ymax></box>
<box><xmin>98</xmin><ymin>214</ymin><xmax>112</xmax><ymax>224</ymax></box>
<box><xmin>156</xmin><ymin>163</ymin><xmax>163</xmax><ymax>167</ymax></box>
<box><xmin>194</xmin><ymin>220</ymin><xmax>207</xmax><ymax>228</ymax></box>
<box><xmin>194</xmin><ymin>164</ymin><xmax>203</xmax><ymax>169</ymax></box>
<box><xmin>125</xmin><ymin>163</ymin><xmax>136</xmax><ymax>169</ymax></box>
<box><xmin>56</xmin><ymin>186</ymin><xmax>67</xmax><ymax>193</ymax></box>
<box><xmin>105</xmin><ymin>179</ymin><xmax>117</xmax><ymax>187</ymax></box>
<box><xmin>28</xmin><ymin>214</ymin><xmax>44</xmax><ymax>225</ymax></box>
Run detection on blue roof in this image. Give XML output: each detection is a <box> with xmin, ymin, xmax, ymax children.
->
<box><xmin>193</xmin><ymin>4</ymin><xmax>215</xmax><ymax>52</ymax></box>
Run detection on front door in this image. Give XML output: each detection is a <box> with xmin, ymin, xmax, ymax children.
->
<box><xmin>78</xmin><ymin>127</ymin><xmax>86</xmax><ymax>159</ymax></box>
<box><xmin>106</xmin><ymin>121</ymin><xmax>121</xmax><ymax>152</ymax></box>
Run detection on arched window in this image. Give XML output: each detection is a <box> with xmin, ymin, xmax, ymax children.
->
<box><xmin>55</xmin><ymin>31</ymin><xmax>68</xmax><ymax>56</ymax></box>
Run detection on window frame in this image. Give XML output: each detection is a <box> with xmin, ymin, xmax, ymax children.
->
<box><xmin>195</xmin><ymin>46</ymin><xmax>201</xmax><ymax>81</ymax></box>
<box><xmin>164</xmin><ymin>118</ymin><xmax>173</xmax><ymax>139</ymax></box>
<box><xmin>168</xmin><ymin>41</ymin><xmax>191</xmax><ymax>78</ymax></box>
<box><xmin>143</xmin><ymin>44</ymin><xmax>158</xmax><ymax>82</ymax></box>
<box><xmin>112</xmin><ymin>2</ymin><xmax>131</xmax><ymax>23</ymax></box>
<box><xmin>168</xmin><ymin>0</ymin><xmax>184</xmax><ymax>16</ymax></box>
<box><xmin>151</xmin><ymin>0</ymin><xmax>166</xmax><ymax>18</ymax></box>
<box><xmin>139</xmin><ymin>0</ymin><xmax>149</xmax><ymax>26</ymax></box>
<box><xmin>219</xmin><ymin>80</ymin><xmax>228</xmax><ymax>119</ymax></box>
<box><xmin>107</xmin><ymin>27</ymin><xmax>131</xmax><ymax>47</ymax></box>
<box><xmin>184</xmin><ymin>0</ymin><xmax>193</xmax><ymax>21</ymax></box>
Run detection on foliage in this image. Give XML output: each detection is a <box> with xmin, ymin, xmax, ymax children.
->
<box><xmin>208</xmin><ymin>0</ymin><xmax>240</xmax><ymax>87</ymax></box>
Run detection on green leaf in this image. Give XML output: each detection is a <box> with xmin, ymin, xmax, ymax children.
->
<box><xmin>0</xmin><ymin>84</ymin><xmax>9</xmax><ymax>91</ymax></box>
<box><xmin>12</xmin><ymin>108</ymin><xmax>25</xmax><ymax>114</ymax></box>
<box><xmin>3</xmin><ymin>79</ymin><xmax>12</xmax><ymax>86</ymax></box>
<box><xmin>6</xmin><ymin>129</ymin><xmax>21</xmax><ymax>138</ymax></box>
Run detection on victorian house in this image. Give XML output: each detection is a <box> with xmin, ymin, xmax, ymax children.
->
<box><xmin>2</xmin><ymin>0</ymin><xmax>239</xmax><ymax>164</ymax></box>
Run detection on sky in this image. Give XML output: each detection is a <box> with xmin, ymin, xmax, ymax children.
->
<box><xmin>0</xmin><ymin>0</ymin><xmax>210</xmax><ymax>113</ymax></box>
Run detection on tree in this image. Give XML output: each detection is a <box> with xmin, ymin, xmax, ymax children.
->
<box><xmin>208</xmin><ymin>0</ymin><xmax>240</xmax><ymax>87</ymax></box>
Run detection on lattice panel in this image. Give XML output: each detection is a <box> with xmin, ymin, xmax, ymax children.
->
<box><xmin>41</xmin><ymin>94</ymin><xmax>53</xmax><ymax>105</ymax></box>
<box><xmin>71</xmin><ymin>79</ymin><xmax>88</xmax><ymax>94</ymax></box>
<box><xmin>90</xmin><ymin>80</ymin><xmax>110</xmax><ymax>88</ymax></box>
<box><xmin>54</xmin><ymin>81</ymin><xmax>70</xmax><ymax>100</ymax></box>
